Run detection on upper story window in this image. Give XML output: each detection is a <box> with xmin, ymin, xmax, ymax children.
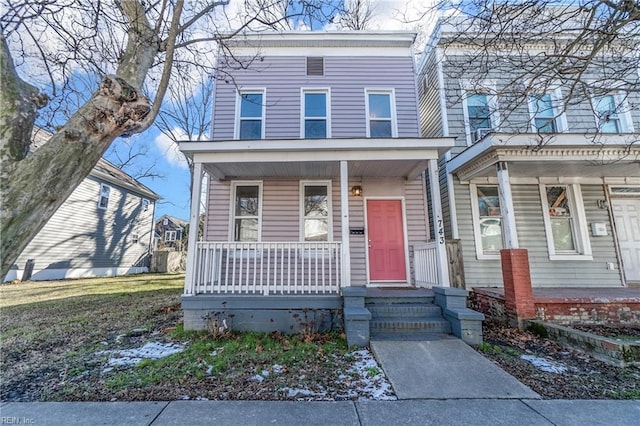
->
<box><xmin>540</xmin><ymin>184</ymin><xmax>592</xmax><ymax>260</ymax></box>
<box><xmin>471</xmin><ymin>185</ymin><xmax>503</xmax><ymax>259</ymax></box>
<box><xmin>529</xmin><ymin>93</ymin><xmax>558</xmax><ymax>133</ymax></box>
<box><xmin>300</xmin><ymin>181</ymin><xmax>332</xmax><ymax>242</ymax></box>
<box><xmin>231</xmin><ymin>182</ymin><xmax>262</xmax><ymax>242</ymax></box>
<box><xmin>466</xmin><ymin>93</ymin><xmax>493</xmax><ymax>142</ymax></box>
<box><xmin>98</xmin><ymin>184</ymin><xmax>111</xmax><ymax>210</ymax></box>
<box><xmin>165</xmin><ymin>230</ymin><xmax>177</xmax><ymax>242</ymax></box>
<box><xmin>302</xmin><ymin>90</ymin><xmax>330</xmax><ymax>138</ymax></box>
<box><xmin>236</xmin><ymin>91</ymin><xmax>265</xmax><ymax>140</ymax></box>
<box><xmin>592</xmin><ymin>93</ymin><xmax>634</xmax><ymax>133</ymax></box>
<box><xmin>366</xmin><ymin>90</ymin><xmax>396</xmax><ymax>138</ymax></box>
<box><xmin>141</xmin><ymin>198</ymin><xmax>150</xmax><ymax>212</ymax></box>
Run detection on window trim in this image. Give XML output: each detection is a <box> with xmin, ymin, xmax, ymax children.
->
<box><xmin>165</xmin><ymin>230</ymin><xmax>177</xmax><ymax>242</ymax></box>
<box><xmin>229</xmin><ymin>181</ymin><xmax>263</xmax><ymax>242</ymax></box>
<box><xmin>98</xmin><ymin>183</ymin><xmax>111</xmax><ymax>210</ymax></box>
<box><xmin>528</xmin><ymin>88</ymin><xmax>567</xmax><ymax>133</ymax></box>
<box><xmin>299</xmin><ymin>180</ymin><xmax>333</xmax><ymax>242</ymax></box>
<box><xmin>364</xmin><ymin>88</ymin><xmax>397</xmax><ymax>138</ymax></box>
<box><xmin>141</xmin><ymin>198</ymin><xmax>150</xmax><ymax>212</ymax></box>
<box><xmin>590</xmin><ymin>91</ymin><xmax>634</xmax><ymax>133</ymax></box>
<box><xmin>539</xmin><ymin>184</ymin><xmax>593</xmax><ymax>261</ymax></box>
<box><xmin>470</xmin><ymin>184</ymin><xmax>503</xmax><ymax>260</ymax></box>
<box><xmin>234</xmin><ymin>89</ymin><xmax>266</xmax><ymax>140</ymax></box>
<box><xmin>300</xmin><ymin>88</ymin><xmax>331</xmax><ymax>139</ymax></box>
<box><xmin>460</xmin><ymin>81</ymin><xmax>500</xmax><ymax>146</ymax></box>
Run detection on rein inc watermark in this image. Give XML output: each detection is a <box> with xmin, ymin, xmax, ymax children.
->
<box><xmin>1</xmin><ymin>418</ymin><xmax>34</xmax><ymax>424</ymax></box>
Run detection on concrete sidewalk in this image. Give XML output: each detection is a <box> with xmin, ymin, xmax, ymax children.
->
<box><xmin>2</xmin><ymin>400</ymin><xmax>639</xmax><ymax>425</ymax></box>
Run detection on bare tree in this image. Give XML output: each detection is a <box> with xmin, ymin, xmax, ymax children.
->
<box><xmin>411</xmin><ymin>1</ymin><xmax>640</xmax><ymax>140</ymax></box>
<box><xmin>334</xmin><ymin>0</ymin><xmax>377</xmax><ymax>30</ymax></box>
<box><xmin>0</xmin><ymin>0</ymin><xmax>338</xmax><ymax>278</ymax></box>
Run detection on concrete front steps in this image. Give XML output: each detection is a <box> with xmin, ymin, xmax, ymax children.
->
<box><xmin>366</xmin><ymin>288</ymin><xmax>452</xmax><ymax>340</ymax></box>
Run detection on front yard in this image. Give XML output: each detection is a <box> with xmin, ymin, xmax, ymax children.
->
<box><xmin>0</xmin><ymin>274</ymin><xmax>392</xmax><ymax>401</ymax></box>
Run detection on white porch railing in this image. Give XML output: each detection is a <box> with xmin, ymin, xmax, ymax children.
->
<box><xmin>414</xmin><ymin>242</ymin><xmax>440</xmax><ymax>287</ymax></box>
<box><xmin>187</xmin><ymin>242</ymin><xmax>342</xmax><ymax>295</ymax></box>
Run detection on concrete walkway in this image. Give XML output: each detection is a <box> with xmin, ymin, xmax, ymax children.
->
<box><xmin>2</xmin><ymin>400</ymin><xmax>639</xmax><ymax>425</ymax></box>
<box><xmin>370</xmin><ymin>338</ymin><xmax>540</xmax><ymax>399</ymax></box>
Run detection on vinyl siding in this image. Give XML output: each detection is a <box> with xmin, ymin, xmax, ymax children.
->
<box><xmin>212</xmin><ymin>56</ymin><xmax>420</xmax><ymax>140</ymax></box>
<box><xmin>14</xmin><ymin>176</ymin><xmax>154</xmax><ymax>274</ymax></box>
<box><xmin>204</xmin><ymin>177</ymin><xmax>430</xmax><ymax>286</ymax></box>
<box><xmin>454</xmin><ymin>182</ymin><xmax>623</xmax><ymax>288</ymax></box>
<box><xmin>417</xmin><ymin>49</ymin><xmax>443</xmax><ymax>138</ymax></box>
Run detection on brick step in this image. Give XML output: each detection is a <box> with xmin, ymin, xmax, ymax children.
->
<box><xmin>370</xmin><ymin>317</ymin><xmax>452</xmax><ymax>334</ymax></box>
<box><xmin>367</xmin><ymin>304</ymin><xmax>443</xmax><ymax>318</ymax></box>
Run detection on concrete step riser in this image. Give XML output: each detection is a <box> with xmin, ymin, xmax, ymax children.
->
<box><xmin>368</xmin><ymin>305</ymin><xmax>442</xmax><ymax>319</ymax></box>
<box><xmin>371</xmin><ymin>321</ymin><xmax>451</xmax><ymax>334</ymax></box>
<box><xmin>366</xmin><ymin>297</ymin><xmax>434</xmax><ymax>305</ymax></box>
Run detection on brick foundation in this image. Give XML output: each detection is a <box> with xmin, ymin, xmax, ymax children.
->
<box><xmin>500</xmin><ymin>249</ymin><xmax>536</xmax><ymax>326</ymax></box>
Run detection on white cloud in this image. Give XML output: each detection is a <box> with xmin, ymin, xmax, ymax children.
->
<box><xmin>154</xmin><ymin>129</ymin><xmax>189</xmax><ymax>169</ymax></box>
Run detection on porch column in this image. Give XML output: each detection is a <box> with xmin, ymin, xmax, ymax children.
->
<box><xmin>340</xmin><ymin>160</ymin><xmax>351</xmax><ymax>287</ymax></box>
<box><xmin>184</xmin><ymin>161</ymin><xmax>203</xmax><ymax>296</ymax></box>
<box><xmin>496</xmin><ymin>162</ymin><xmax>519</xmax><ymax>248</ymax></box>
<box><xmin>428</xmin><ymin>159</ymin><xmax>450</xmax><ymax>287</ymax></box>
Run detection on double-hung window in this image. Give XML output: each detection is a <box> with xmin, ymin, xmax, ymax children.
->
<box><xmin>593</xmin><ymin>94</ymin><xmax>633</xmax><ymax>133</ymax></box>
<box><xmin>237</xmin><ymin>91</ymin><xmax>265</xmax><ymax>139</ymax></box>
<box><xmin>540</xmin><ymin>184</ymin><xmax>592</xmax><ymax>260</ymax></box>
<box><xmin>366</xmin><ymin>90</ymin><xmax>396</xmax><ymax>137</ymax></box>
<box><xmin>98</xmin><ymin>184</ymin><xmax>111</xmax><ymax>210</ymax></box>
<box><xmin>529</xmin><ymin>93</ymin><xmax>558</xmax><ymax>133</ymax></box>
<box><xmin>232</xmin><ymin>182</ymin><xmax>262</xmax><ymax>242</ymax></box>
<box><xmin>300</xmin><ymin>181</ymin><xmax>331</xmax><ymax>242</ymax></box>
<box><xmin>165</xmin><ymin>230</ymin><xmax>177</xmax><ymax>242</ymax></box>
<box><xmin>302</xmin><ymin>90</ymin><xmax>329</xmax><ymax>138</ymax></box>
<box><xmin>464</xmin><ymin>93</ymin><xmax>496</xmax><ymax>143</ymax></box>
<box><xmin>471</xmin><ymin>185</ymin><xmax>503</xmax><ymax>258</ymax></box>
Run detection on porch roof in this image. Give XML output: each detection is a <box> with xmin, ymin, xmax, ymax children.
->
<box><xmin>447</xmin><ymin>133</ymin><xmax>640</xmax><ymax>182</ymax></box>
<box><xmin>179</xmin><ymin>137</ymin><xmax>455</xmax><ymax>180</ymax></box>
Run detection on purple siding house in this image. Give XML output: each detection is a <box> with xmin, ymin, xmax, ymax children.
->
<box><xmin>179</xmin><ymin>32</ymin><xmax>482</xmax><ymax>345</ymax></box>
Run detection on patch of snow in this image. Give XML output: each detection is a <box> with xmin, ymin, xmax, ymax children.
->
<box><xmin>346</xmin><ymin>349</ymin><xmax>396</xmax><ymax>400</ymax></box>
<box><xmin>206</xmin><ymin>365</ymin><xmax>214</xmax><ymax>376</ymax></box>
<box><xmin>521</xmin><ymin>355</ymin><xmax>568</xmax><ymax>374</ymax></box>
<box><xmin>97</xmin><ymin>341</ymin><xmax>184</xmax><ymax>368</ymax></box>
<box><xmin>280</xmin><ymin>387</ymin><xmax>327</xmax><ymax>399</ymax></box>
<box><xmin>272</xmin><ymin>364</ymin><xmax>283</xmax><ymax>373</ymax></box>
<box><xmin>251</xmin><ymin>374</ymin><xmax>265</xmax><ymax>383</ymax></box>
<box><xmin>261</xmin><ymin>370</ymin><xmax>269</xmax><ymax>377</ymax></box>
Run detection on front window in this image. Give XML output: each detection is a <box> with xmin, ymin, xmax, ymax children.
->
<box><xmin>475</xmin><ymin>186</ymin><xmax>503</xmax><ymax>255</ymax></box>
<box><xmin>98</xmin><ymin>184</ymin><xmax>111</xmax><ymax>210</ymax></box>
<box><xmin>303</xmin><ymin>91</ymin><xmax>328</xmax><ymax>138</ymax></box>
<box><xmin>237</xmin><ymin>92</ymin><xmax>264</xmax><ymax>139</ymax></box>
<box><xmin>540</xmin><ymin>184</ymin><xmax>592</xmax><ymax>259</ymax></box>
<box><xmin>466</xmin><ymin>93</ymin><xmax>492</xmax><ymax>139</ymax></box>
<box><xmin>366</xmin><ymin>91</ymin><xmax>395</xmax><ymax>137</ymax></box>
<box><xmin>233</xmin><ymin>183</ymin><xmax>261</xmax><ymax>242</ymax></box>
<box><xmin>594</xmin><ymin>94</ymin><xmax>621</xmax><ymax>133</ymax></box>
<box><xmin>301</xmin><ymin>182</ymin><xmax>331</xmax><ymax>241</ymax></box>
<box><xmin>165</xmin><ymin>230</ymin><xmax>177</xmax><ymax>242</ymax></box>
<box><xmin>530</xmin><ymin>93</ymin><xmax>557</xmax><ymax>133</ymax></box>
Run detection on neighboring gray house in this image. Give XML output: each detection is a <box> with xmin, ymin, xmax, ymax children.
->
<box><xmin>178</xmin><ymin>32</ymin><xmax>468</xmax><ymax>338</ymax></box>
<box><xmin>155</xmin><ymin>214</ymin><xmax>188</xmax><ymax>251</ymax></box>
<box><xmin>417</xmin><ymin>11</ymin><xmax>640</xmax><ymax>289</ymax></box>
<box><xmin>4</xmin><ymin>130</ymin><xmax>160</xmax><ymax>282</ymax></box>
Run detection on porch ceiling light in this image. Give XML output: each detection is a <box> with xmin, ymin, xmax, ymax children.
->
<box><xmin>351</xmin><ymin>185</ymin><xmax>363</xmax><ymax>197</ymax></box>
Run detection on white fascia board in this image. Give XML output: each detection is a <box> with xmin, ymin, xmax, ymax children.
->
<box><xmin>231</xmin><ymin>46</ymin><xmax>412</xmax><ymax>57</ymax></box>
<box><xmin>447</xmin><ymin>132</ymin><xmax>640</xmax><ymax>174</ymax></box>
<box><xmin>234</xmin><ymin>31</ymin><xmax>417</xmax><ymax>45</ymax></box>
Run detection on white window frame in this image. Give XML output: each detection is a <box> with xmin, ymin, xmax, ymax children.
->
<box><xmin>364</xmin><ymin>89</ymin><xmax>397</xmax><ymax>138</ymax></box>
<box><xmin>460</xmin><ymin>80</ymin><xmax>500</xmax><ymax>146</ymax></box>
<box><xmin>528</xmin><ymin>87</ymin><xmax>567</xmax><ymax>133</ymax></box>
<box><xmin>540</xmin><ymin>184</ymin><xmax>592</xmax><ymax>261</ymax></box>
<box><xmin>229</xmin><ymin>181</ymin><xmax>263</xmax><ymax>242</ymax></box>
<box><xmin>234</xmin><ymin>89</ymin><xmax>266</xmax><ymax>140</ymax></box>
<box><xmin>590</xmin><ymin>91</ymin><xmax>634</xmax><ymax>133</ymax></box>
<box><xmin>141</xmin><ymin>198</ymin><xmax>150</xmax><ymax>212</ymax></box>
<box><xmin>299</xmin><ymin>180</ymin><xmax>333</xmax><ymax>243</ymax></box>
<box><xmin>165</xmin><ymin>230</ymin><xmax>177</xmax><ymax>242</ymax></box>
<box><xmin>470</xmin><ymin>184</ymin><xmax>504</xmax><ymax>260</ymax></box>
<box><xmin>300</xmin><ymin>88</ymin><xmax>331</xmax><ymax>139</ymax></box>
<box><xmin>98</xmin><ymin>184</ymin><xmax>111</xmax><ymax>210</ymax></box>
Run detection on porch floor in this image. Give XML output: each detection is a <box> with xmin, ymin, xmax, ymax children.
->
<box><xmin>473</xmin><ymin>286</ymin><xmax>640</xmax><ymax>303</ymax></box>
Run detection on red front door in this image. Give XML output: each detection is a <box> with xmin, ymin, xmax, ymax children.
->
<box><xmin>367</xmin><ymin>199</ymin><xmax>407</xmax><ymax>281</ymax></box>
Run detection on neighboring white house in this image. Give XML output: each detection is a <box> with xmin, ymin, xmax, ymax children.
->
<box><xmin>4</xmin><ymin>129</ymin><xmax>160</xmax><ymax>282</ymax></box>
<box><xmin>417</xmin><ymin>10</ymin><xmax>640</xmax><ymax>289</ymax></box>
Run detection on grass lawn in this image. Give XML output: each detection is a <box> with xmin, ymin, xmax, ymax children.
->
<box><xmin>0</xmin><ymin>273</ymin><xmax>370</xmax><ymax>402</ymax></box>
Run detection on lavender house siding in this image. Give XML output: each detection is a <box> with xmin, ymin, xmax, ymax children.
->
<box><xmin>212</xmin><ymin>56</ymin><xmax>421</xmax><ymax>141</ymax></box>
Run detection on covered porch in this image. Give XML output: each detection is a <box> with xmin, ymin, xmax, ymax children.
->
<box><xmin>180</xmin><ymin>137</ymin><xmax>455</xmax><ymax>300</ymax></box>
